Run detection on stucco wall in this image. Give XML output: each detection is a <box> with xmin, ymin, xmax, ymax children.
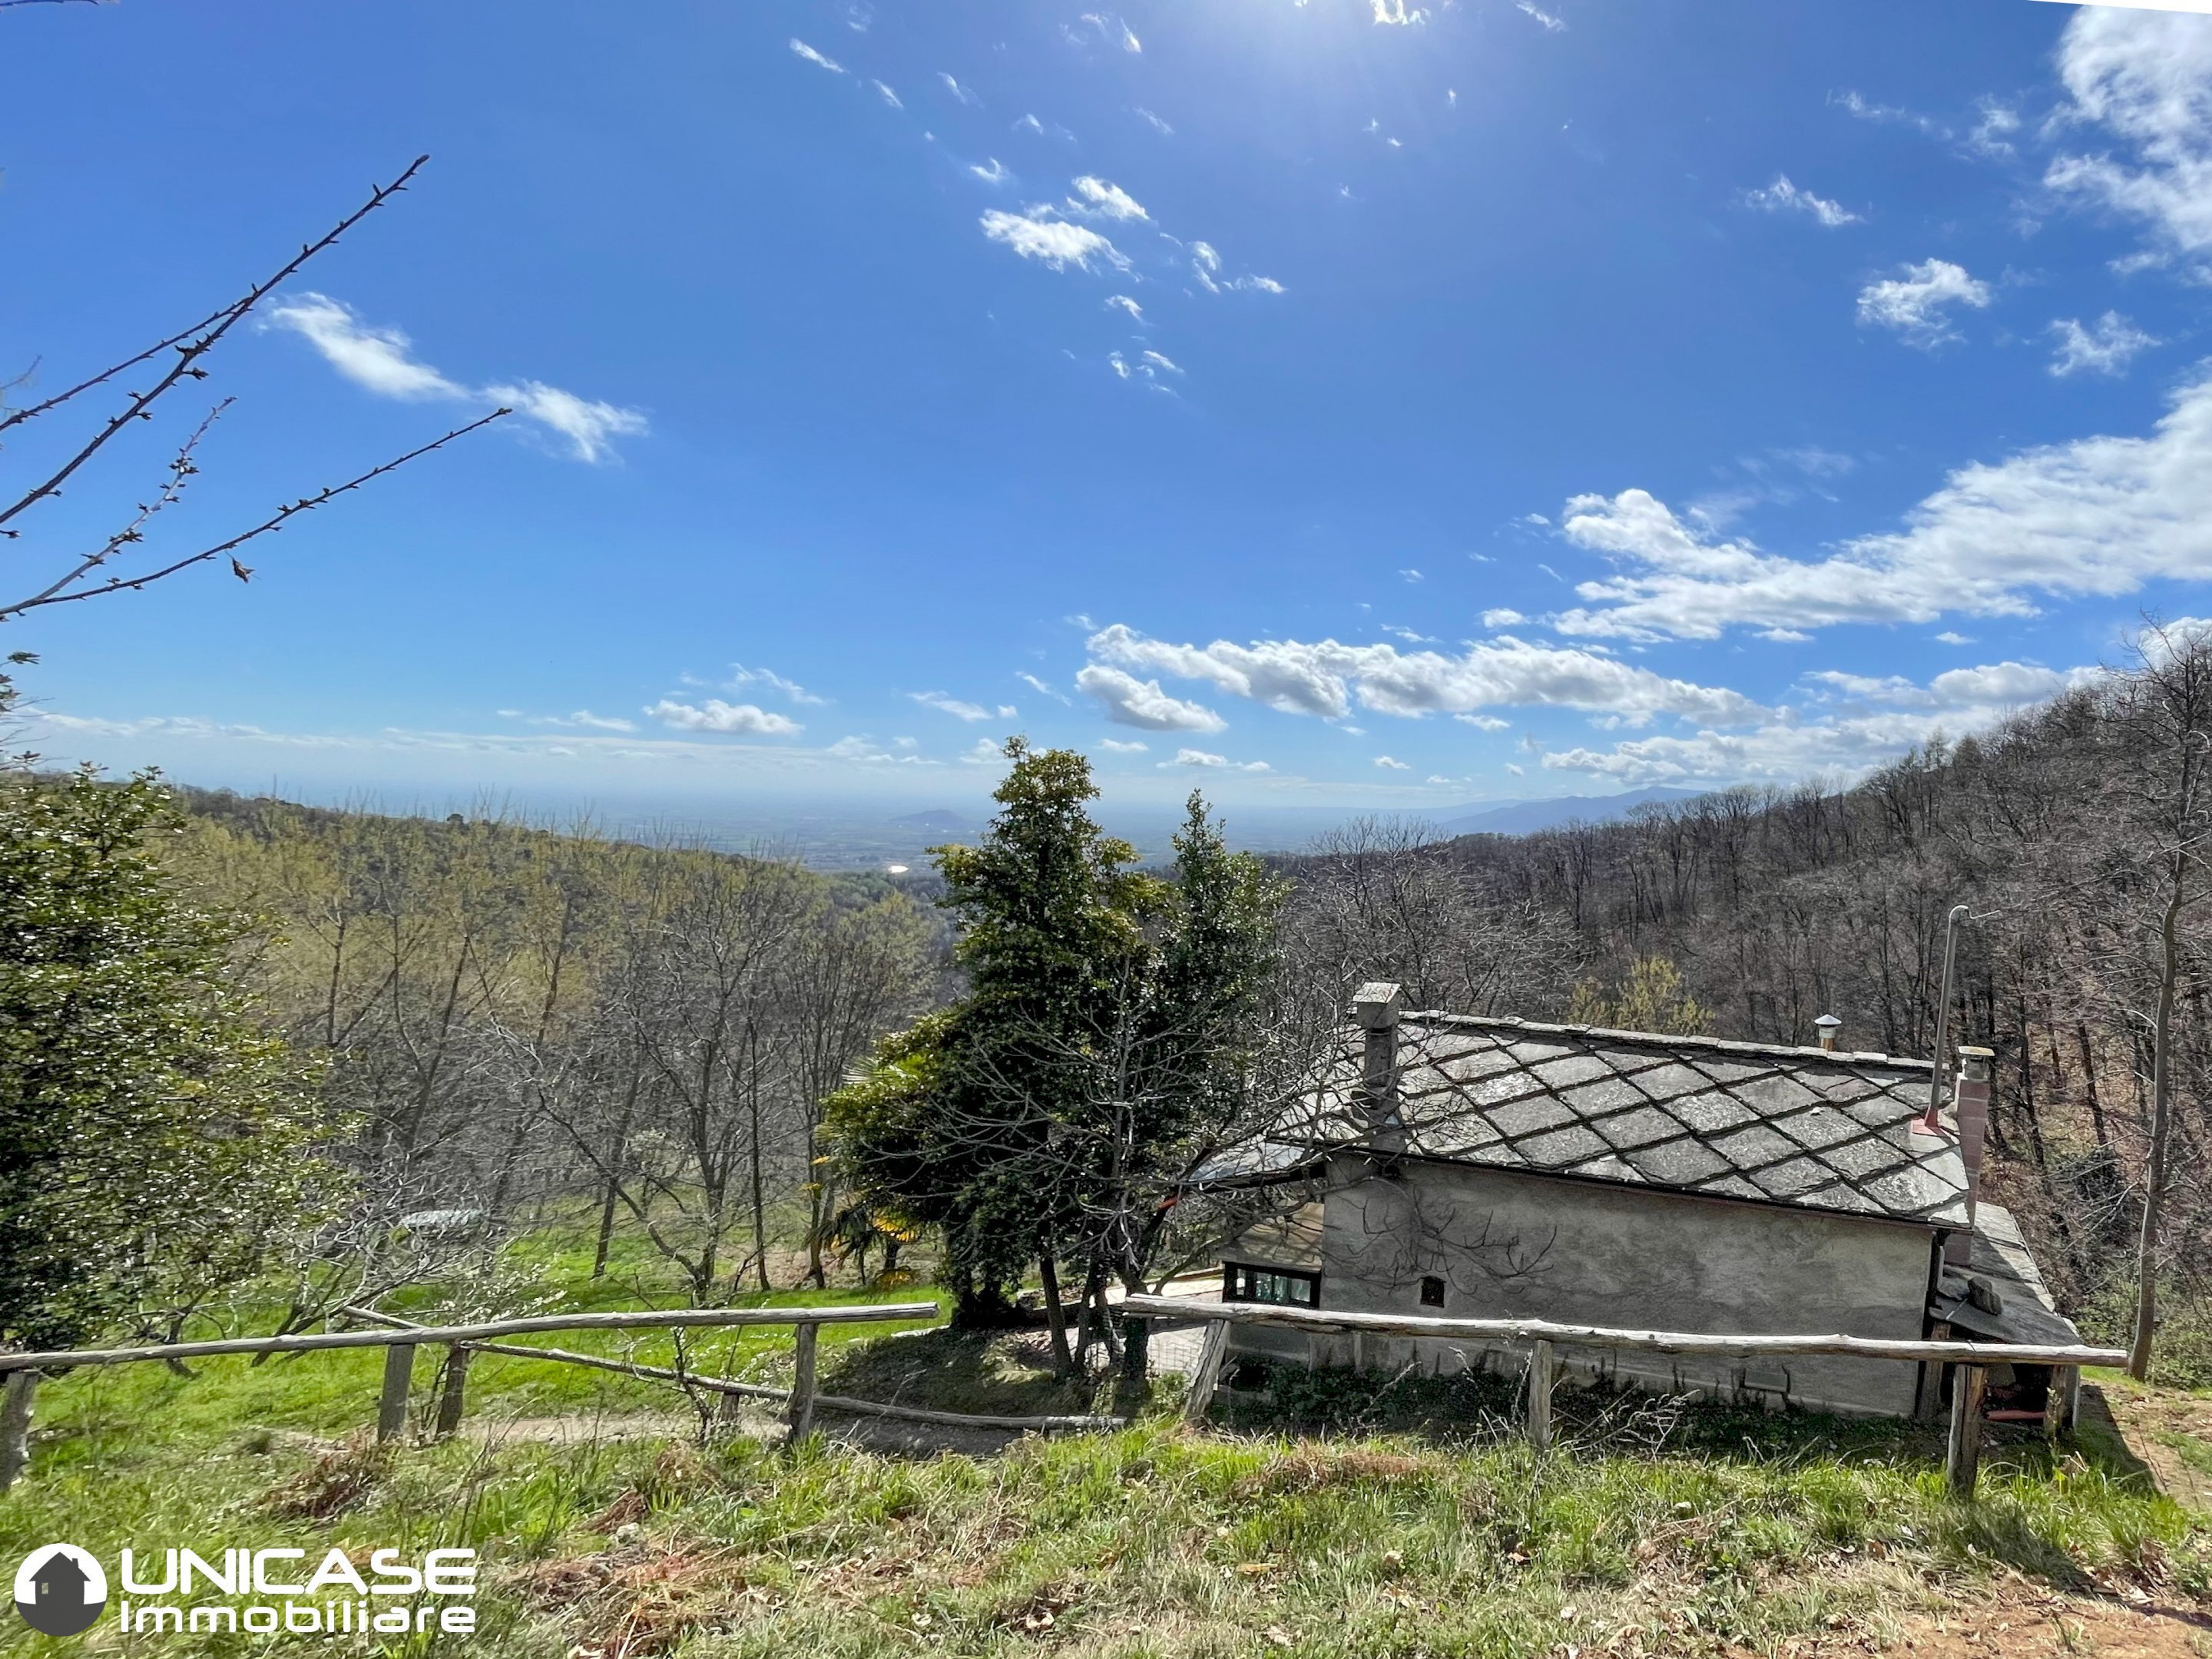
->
<box><xmin>1267</xmin><ymin>1153</ymin><xmax>1938</xmax><ymax>1417</ymax></box>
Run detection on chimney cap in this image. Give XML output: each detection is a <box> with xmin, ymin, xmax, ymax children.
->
<box><xmin>1813</xmin><ymin>1014</ymin><xmax>1843</xmax><ymax>1031</ymax></box>
<box><xmin>1958</xmin><ymin>1045</ymin><xmax>1995</xmax><ymax>1058</ymax></box>
<box><xmin>1353</xmin><ymin>982</ymin><xmax>1403</xmax><ymax>1029</ymax></box>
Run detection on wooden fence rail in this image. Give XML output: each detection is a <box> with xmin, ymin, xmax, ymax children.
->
<box><xmin>1119</xmin><ymin>1295</ymin><xmax>2128</xmax><ymax>1496</ymax></box>
<box><xmin>0</xmin><ymin>1300</ymin><xmax>1129</xmax><ymax>1492</ymax></box>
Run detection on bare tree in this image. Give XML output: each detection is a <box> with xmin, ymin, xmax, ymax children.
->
<box><xmin>0</xmin><ymin>157</ymin><xmax>502</xmax><ymax>625</ymax></box>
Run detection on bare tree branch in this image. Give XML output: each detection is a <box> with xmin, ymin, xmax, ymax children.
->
<box><xmin>0</xmin><ymin>408</ymin><xmax>508</xmax><ymax>620</ymax></box>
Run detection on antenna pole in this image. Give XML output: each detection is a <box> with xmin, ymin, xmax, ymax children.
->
<box><xmin>1919</xmin><ymin>904</ymin><xmax>1971</xmax><ymax>1134</ymax></box>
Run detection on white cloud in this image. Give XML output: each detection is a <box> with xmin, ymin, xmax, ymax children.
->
<box><xmin>790</xmin><ymin>38</ymin><xmax>845</xmax><ymax>74</ymax></box>
<box><xmin>1105</xmin><ymin>294</ymin><xmax>1145</xmax><ymax>322</ymax></box>
<box><xmin>1375</xmin><ymin>755</ymin><xmax>1412</xmax><ymax>770</ymax></box>
<box><xmin>1099</xmin><ymin>737</ymin><xmax>1149</xmax><ymax>753</ymax></box>
<box><xmin>1544</xmin><ymin>660</ymin><xmax>2101</xmax><ymax>787</ymax></box>
<box><xmin>939</xmin><ymin>71</ymin><xmax>981</xmax><ymax>107</ymax></box>
<box><xmin>827</xmin><ymin>734</ymin><xmax>939</xmax><ymax>766</ymax></box>
<box><xmin>1969</xmin><ymin>98</ymin><xmax>2021</xmax><ymax>160</ymax></box>
<box><xmin>1741</xmin><ymin>174</ymin><xmax>1863</xmax><ymax>227</ymax></box>
<box><xmin>1018</xmin><ymin>672</ymin><xmax>1071</xmax><ymax>705</ymax></box>
<box><xmin>1399</xmin><ymin>568</ymin><xmax>1424</xmax><ymax>584</ymax></box>
<box><xmin>2046</xmin><ymin>6</ymin><xmax>2212</xmax><ymax>271</ymax></box>
<box><xmin>1550</xmin><ymin>367</ymin><xmax>2212</xmax><ymax>639</ymax></box>
<box><xmin>1075</xmin><ymin>664</ymin><xmax>1229</xmax><ymax>731</ymax></box>
<box><xmin>264</xmin><ymin>293</ymin><xmax>462</xmax><ymax>399</ymax></box>
<box><xmin>481</xmin><ymin>380</ymin><xmax>649</xmax><ymax>464</ymax></box>
<box><xmin>971</xmin><ymin>158</ymin><xmax>1012</xmax><ymax>185</ymax></box>
<box><xmin>646</xmin><ymin>699</ymin><xmax>803</xmax><ymax>737</ymax></box>
<box><xmin>910</xmin><ymin>690</ymin><xmax>995</xmax><ymax>722</ymax></box>
<box><xmin>1455</xmin><ymin>714</ymin><xmax>1512</xmax><ymax>731</ymax></box>
<box><xmin>870</xmin><ymin>79</ymin><xmax>902</xmax><ymax>108</ymax></box>
<box><xmin>1167</xmin><ymin>747</ymin><xmax>1270</xmax><ymax>772</ymax></box>
<box><xmin>1068</xmin><ymin>176</ymin><xmax>1149</xmax><ymax>220</ymax></box>
<box><xmin>980</xmin><ymin>209</ymin><xmax>1129</xmax><ymax>272</ymax></box>
<box><xmin>1190</xmin><ymin>241</ymin><xmax>1286</xmax><ymax>295</ymax></box>
<box><xmin>960</xmin><ymin>738</ymin><xmax>1004</xmax><ymax>765</ymax></box>
<box><xmin>507</xmin><ymin>709</ymin><xmax>637</xmax><ymax>733</ymax></box>
<box><xmin>1084</xmin><ymin>623</ymin><xmax>1767</xmax><ymax>727</ymax></box>
<box><xmin>1830</xmin><ymin>89</ymin><xmax>1950</xmax><ymax>141</ymax></box>
<box><xmin>1482</xmin><ymin>608</ymin><xmax>1527</xmax><ymax>628</ymax></box>
<box><xmin>1141</xmin><ymin>349</ymin><xmax>1182</xmax><ymax>374</ymax></box>
<box><xmin>1078</xmin><ymin>12</ymin><xmax>1141</xmax><ymax>51</ymax></box>
<box><xmin>267</xmin><ymin>293</ymin><xmax>646</xmax><ymax>463</ymax></box>
<box><xmin>1014</xmin><ymin>113</ymin><xmax>1044</xmax><ymax>134</ymax></box>
<box><xmin>1515</xmin><ymin>2</ymin><xmax>1565</xmax><ymax>31</ymax></box>
<box><xmin>1855</xmin><ymin>260</ymin><xmax>1992</xmax><ymax>347</ymax></box>
<box><xmin>1135</xmin><ymin>106</ymin><xmax>1174</xmax><ymax>136</ymax></box>
<box><xmin>724</xmin><ymin>664</ymin><xmax>827</xmax><ymax>705</ymax></box>
<box><xmin>1936</xmin><ymin>631</ymin><xmax>1973</xmax><ymax>646</ymax></box>
<box><xmin>2048</xmin><ymin>311</ymin><xmax>2161</xmax><ymax>377</ymax></box>
<box><xmin>1371</xmin><ymin>0</ymin><xmax>1429</xmax><ymax>22</ymax></box>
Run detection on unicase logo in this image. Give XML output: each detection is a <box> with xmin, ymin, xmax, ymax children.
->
<box><xmin>14</xmin><ymin>1544</ymin><xmax>108</xmax><ymax>1637</ymax></box>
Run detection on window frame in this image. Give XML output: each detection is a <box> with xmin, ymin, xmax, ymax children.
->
<box><xmin>1220</xmin><ymin>1260</ymin><xmax>1323</xmax><ymax>1311</ymax></box>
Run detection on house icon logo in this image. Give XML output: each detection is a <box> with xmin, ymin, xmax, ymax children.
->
<box><xmin>13</xmin><ymin>1544</ymin><xmax>107</xmax><ymax>1637</ymax></box>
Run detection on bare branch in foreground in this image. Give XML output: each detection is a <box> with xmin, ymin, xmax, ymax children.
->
<box><xmin>0</xmin><ymin>408</ymin><xmax>508</xmax><ymax>621</ymax></box>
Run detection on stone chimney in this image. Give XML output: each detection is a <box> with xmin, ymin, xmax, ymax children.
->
<box><xmin>1353</xmin><ymin>982</ymin><xmax>1404</xmax><ymax>1146</ymax></box>
<box><xmin>1942</xmin><ymin>1047</ymin><xmax>1995</xmax><ymax>1267</ymax></box>
<box><xmin>1814</xmin><ymin>1014</ymin><xmax>1843</xmax><ymax>1053</ymax></box>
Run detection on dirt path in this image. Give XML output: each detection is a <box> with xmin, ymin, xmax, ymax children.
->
<box><xmin>1770</xmin><ymin>1586</ymin><xmax>2212</xmax><ymax>1658</ymax></box>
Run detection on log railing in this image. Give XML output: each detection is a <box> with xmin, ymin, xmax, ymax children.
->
<box><xmin>1119</xmin><ymin>1295</ymin><xmax>2128</xmax><ymax>1496</ymax></box>
<box><xmin>0</xmin><ymin>1300</ymin><xmax>1120</xmax><ymax>1490</ymax></box>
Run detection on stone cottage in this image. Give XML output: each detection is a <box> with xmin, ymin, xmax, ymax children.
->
<box><xmin>1203</xmin><ymin>982</ymin><xmax>2078</xmax><ymax>1419</ymax></box>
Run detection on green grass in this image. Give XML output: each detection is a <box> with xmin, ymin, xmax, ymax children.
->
<box><xmin>5</xmin><ymin>1232</ymin><xmax>2208</xmax><ymax>1657</ymax></box>
<box><xmin>5</xmin><ymin>1331</ymin><xmax>2208</xmax><ymax>1659</ymax></box>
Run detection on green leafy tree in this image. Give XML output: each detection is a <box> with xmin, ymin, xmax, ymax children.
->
<box><xmin>0</xmin><ymin>764</ymin><xmax>335</xmax><ymax>1351</ymax></box>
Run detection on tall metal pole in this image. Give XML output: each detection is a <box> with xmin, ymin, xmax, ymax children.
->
<box><xmin>1920</xmin><ymin>904</ymin><xmax>1971</xmax><ymax>1134</ymax></box>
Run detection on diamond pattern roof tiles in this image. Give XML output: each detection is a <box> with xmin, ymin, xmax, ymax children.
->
<box><xmin>1279</xmin><ymin>1011</ymin><xmax>1970</xmax><ymax>1227</ymax></box>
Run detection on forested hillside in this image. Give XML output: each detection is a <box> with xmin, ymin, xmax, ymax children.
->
<box><xmin>158</xmin><ymin>792</ymin><xmax>951</xmax><ymax>1311</ymax></box>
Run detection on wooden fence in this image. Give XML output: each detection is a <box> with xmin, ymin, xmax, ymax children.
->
<box><xmin>0</xmin><ymin>1301</ymin><xmax>1121</xmax><ymax>1491</ymax></box>
<box><xmin>1118</xmin><ymin>1294</ymin><xmax>2128</xmax><ymax>1496</ymax></box>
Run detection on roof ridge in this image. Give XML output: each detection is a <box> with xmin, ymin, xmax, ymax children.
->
<box><xmin>1399</xmin><ymin>1009</ymin><xmax>1936</xmax><ymax>1072</ymax></box>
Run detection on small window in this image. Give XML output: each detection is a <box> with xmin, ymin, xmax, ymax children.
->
<box><xmin>1419</xmin><ymin>1275</ymin><xmax>1446</xmax><ymax>1308</ymax></box>
<box><xmin>1223</xmin><ymin>1263</ymin><xmax>1321</xmax><ymax>1309</ymax></box>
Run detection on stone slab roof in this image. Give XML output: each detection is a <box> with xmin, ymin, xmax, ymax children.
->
<box><xmin>1931</xmin><ymin>1204</ymin><xmax>2082</xmax><ymax>1347</ymax></box>
<box><xmin>1249</xmin><ymin>1012</ymin><xmax>1972</xmax><ymax>1228</ymax></box>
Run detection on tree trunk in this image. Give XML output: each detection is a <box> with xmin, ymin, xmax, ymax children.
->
<box><xmin>1039</xmin><ymin>1253</ymin><xmax>1073</xmax><ymax>1378</ymax></box>
<box><xmin>2130</xmin><ymin>873</ymin><xmax>2185</xmax><ymax>1380</ymax></box>
<box><xmin>0</xmin><ymin>1370</ymin><xmax>38</xmax><ymax>1493</ymax></box>
<box><xmin>747</xmin><ymin>1036</ymin><xmax>772</xmax><ymax>1294</ymax></box>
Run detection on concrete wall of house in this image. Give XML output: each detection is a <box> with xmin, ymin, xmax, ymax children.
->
<box><xmin>1288</xmin><ymin>1153</ymin><xmax>1935</xmax><ymax>1417</ymax></box>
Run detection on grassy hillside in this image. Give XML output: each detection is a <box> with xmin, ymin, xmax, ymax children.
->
<box><xmin>5</xmin><ymin>1303</ymin><xmax>2207</xmax><ymax>1657</ymax></box>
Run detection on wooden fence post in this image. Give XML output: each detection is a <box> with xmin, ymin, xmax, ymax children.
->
<box><xmin>1184</xmin><ymin>1321</ymin><xmax>1230</xmax><ymax>1425</ymax></box>
<box><xmin>377</xmin><ymin>1343</ymin><xmax>416</xmax><ymax>1443</ymax></box>
<box><xmin>2045</xmin><ymin>1366</ymin><xmax>2081</xmax><ymax>1442</ymax></box>
<box><xmin>433</xmin><ymin>1345</ymin><xmax>471</xmax><ymax>1440</ymax></box>
<box><xmin>1526</xmin><ymin>1340</ymin><xmax>1555</xmax><ymax>1453</ymax></box>
<box><xmin>1946</xmin><ymin>1364</ymin><xmax>1986</xmax><ymax>1497</ymax></box>
<box><xmin>786</xmin><ymin>1322</ymin><xmax>819</xmax><ymax>1445</ymax></box>
<box><xmin>0</xmin><ymin>1369</ymin><xmax>38</xmax><ymax>1493</ymax></box>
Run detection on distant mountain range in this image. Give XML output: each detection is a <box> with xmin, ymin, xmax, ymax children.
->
<box><xmin>1436</xmin><ymin>786</ymin><xmax>1704</xmax><ymax>839</ymax></box>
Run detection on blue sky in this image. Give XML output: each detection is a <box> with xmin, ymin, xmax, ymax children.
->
<box><xmin>7</xmin><ymin>0</ymin><xmax>2212</xmax><ymax>817</ymax></box>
